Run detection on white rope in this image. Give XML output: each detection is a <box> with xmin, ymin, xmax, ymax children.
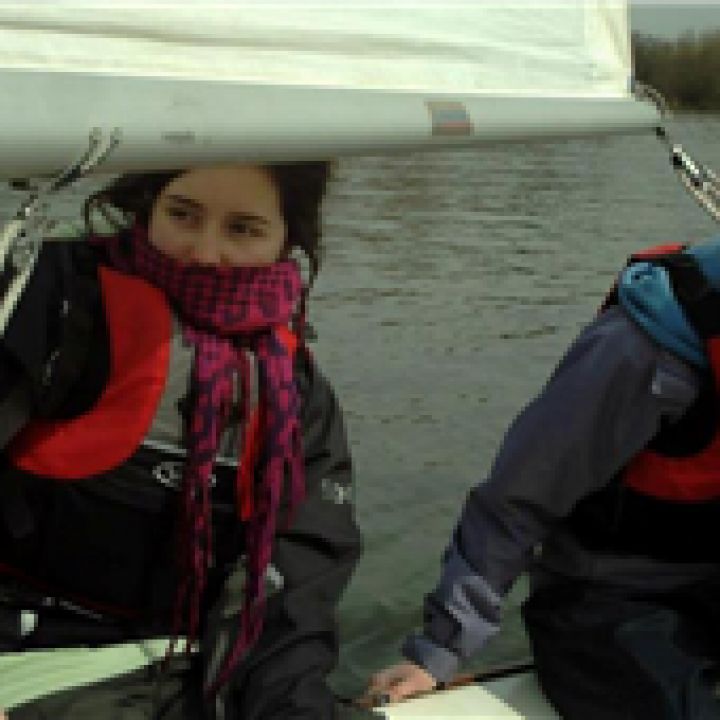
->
<box><xmin>0</xmin><ymin>127</ymin><xmax>121</xmax><ymax>335</ymax></box>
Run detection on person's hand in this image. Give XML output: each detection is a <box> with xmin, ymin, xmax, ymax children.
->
<box><xmin>361</xmin><ymin>661</ymin><xmax>438</xmax><ymax>706</ymax></box>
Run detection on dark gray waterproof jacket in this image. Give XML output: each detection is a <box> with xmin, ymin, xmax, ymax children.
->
<box><xmin>403</xmin><ymin>303</ymin><xmax>720</xmax><ymax>683</ymax></box>
<box><xmin>0</xmin><ymin>240</ymin><xmax>364</xmax><ymax>720</ymax></box>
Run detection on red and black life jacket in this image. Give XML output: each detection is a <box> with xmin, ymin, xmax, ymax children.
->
<box><xmin>0</xmin><ymin>265</ymin><xmax>296</xmax><ymax>631</ymax></box>
<box><xmin>569</xmin><ymin>243</ymin><xmax>720</xmax><ymax>562</ymax></box>
<box><xmin>8</xmin><ymin>265</ymin><xmax>173</xmax><ymax>478</ymax></box>
<box><xmin>620</xmin><ymin>244</ymin><xmax>720</xmax><ymax>502</ymax></box>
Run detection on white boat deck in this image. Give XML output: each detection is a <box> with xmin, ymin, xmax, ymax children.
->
<box><xmin>381</xmin><ymin>670</ymin><xmax>559</xmax><ymax>719</ymax></box>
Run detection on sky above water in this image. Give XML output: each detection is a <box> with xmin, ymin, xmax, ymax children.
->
<box><xmin>631</xmin><ymin>1</ymin><xmax>720</xmax><ymax>36</ymax></box>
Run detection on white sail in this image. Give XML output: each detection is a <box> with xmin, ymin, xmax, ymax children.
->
<box><xmin>0</xmin><ymin>1</ymin><xmax>658</xmax><ymax>177</ymax></box>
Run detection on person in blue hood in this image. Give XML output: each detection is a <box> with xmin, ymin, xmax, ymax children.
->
<box><xmin>366</xmin><ymin>239</ymin><xmax>720</xmax><ymax>719</ymax></box>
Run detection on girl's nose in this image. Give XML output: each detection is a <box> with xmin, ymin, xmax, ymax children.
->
<box><xmin>185</xmin><ymin>231</ymin><xmax>222</xmax><ymax>265</ymax></box>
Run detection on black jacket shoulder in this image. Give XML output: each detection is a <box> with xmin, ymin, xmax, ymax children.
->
<box><xmin>0</xmin><ymin>240</ymin><xmax>109</xmax><ymax>445</ymax></box>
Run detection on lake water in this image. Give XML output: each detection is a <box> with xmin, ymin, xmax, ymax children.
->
<box><xmin>2</xmin><ymin>115</ymin><xmax>719</xmax><ymax>699</ymax></box>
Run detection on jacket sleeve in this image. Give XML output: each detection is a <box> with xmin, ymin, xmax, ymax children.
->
<box><xmin>0</xmin><ymin>242</ymin><xmax>70</xmax><ymax>447</ymax></box>
<box><xmin>204</xmin><ymin>351</ymin><xmax>362</xmax><ymax>720</ymax></box>
<box><xmin>402</xmin><ymin>306</ymin><xmax>703</xmax><ymax>682</ymax></box>
<box><xmin>0</xmin><ymin>241</ymin><xmax>103</xmax><ymax>449</ymax></box>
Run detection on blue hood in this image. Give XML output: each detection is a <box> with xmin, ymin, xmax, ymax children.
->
<box><xmin>617</xmin><ymin>238</ymin><xmax>720</xmax><ymax>370</ymax></box>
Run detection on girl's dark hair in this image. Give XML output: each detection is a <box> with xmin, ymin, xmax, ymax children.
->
<box><xmin>83</xmin><ymin>161</ymin><xmax>332</xmax><ymax>285</ymax></box>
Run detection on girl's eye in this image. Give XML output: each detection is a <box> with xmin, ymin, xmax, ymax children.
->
<box><xmin>229</xmin><ymin>223</ymin><xmax>262</xmax><ymax>237</ymax></box>
<box><xmin>167</xmin><ymin>206</ymin><xmax>194</xmax><ymax>222</ymax></box>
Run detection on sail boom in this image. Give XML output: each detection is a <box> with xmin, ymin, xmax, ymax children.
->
<box><xmin>0</xmin><ymin>70</ymin><xmax>657</xmax><ymax>178</ymax></box>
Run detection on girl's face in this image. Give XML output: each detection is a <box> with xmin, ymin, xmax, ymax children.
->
<box><xmin>148</xmin><ymin>165</ymin><xmax>286</xmax><ymax>267</ymax></box>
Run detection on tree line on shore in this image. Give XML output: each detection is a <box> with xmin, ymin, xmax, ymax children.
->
<box><xmin>633</xmin><ymin>31</ymin><xmax>720</xmax><ymax>112</ymax></box>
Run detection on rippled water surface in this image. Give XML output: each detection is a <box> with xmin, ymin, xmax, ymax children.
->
<box><xmin>2</xmin><ymin>116</ymin><xmax>719</xmax><ymax>697</ymax></box>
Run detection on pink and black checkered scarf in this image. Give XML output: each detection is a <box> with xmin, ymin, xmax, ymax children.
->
<box><xmin>100</xmin><ymin>224</ymin><xmax>306</xmax><ymax>691</ymax></box>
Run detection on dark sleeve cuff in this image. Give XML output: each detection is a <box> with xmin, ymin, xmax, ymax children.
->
<box><xmin>401</xmin><ymin>632</ymin><xmax>460</xmax><ymax>684</ymax></box>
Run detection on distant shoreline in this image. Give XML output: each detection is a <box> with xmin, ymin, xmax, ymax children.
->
<box><xmin>633</xmin><ymin>31</ymin><xmax>720</xmax><ymax>112</ymax></box>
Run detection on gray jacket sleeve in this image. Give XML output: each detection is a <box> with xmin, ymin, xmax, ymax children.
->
<box><xmin>402</xmin><ymin>306</ymin><xmax>702</xmax><ymax>682</ymax></box>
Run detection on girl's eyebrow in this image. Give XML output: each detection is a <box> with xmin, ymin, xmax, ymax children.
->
<box><xmin>227</xmin><ymin>212</ymin><xmax>269</xmax><ymax>226</ymax></box>
<box><xmin>166</xmin><ymin>194</ymin><xmax>204</xmax><ymax>210</ymax></box>
<box><xmin>166</xmin><ymin>194</ymin><xmax>269</xmax><ymax>225</ymax></box>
